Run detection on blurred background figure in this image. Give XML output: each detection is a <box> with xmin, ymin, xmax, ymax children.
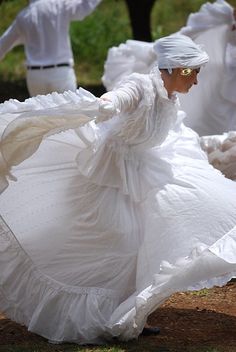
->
<box><xmin>179</xmin><ymin>0</ymin><xmax>236</xmax><ymax>136</ymax></box>
<box><xmin>0</xmin><ymin>0</ymin><xmax>102</xmax><ymax>96</ymax></box>
<box><xmin>124</xmin><ymin>0</ymin><xmax>156</xmax><ymax>42</ymax></box>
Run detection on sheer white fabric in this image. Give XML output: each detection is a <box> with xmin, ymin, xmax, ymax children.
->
<box><xmin>1</xmin><ymin>75</ymin><xmax>236</xmax><ymax>344</ymax></box>
<box><xmin>0</xmin><ymin>88</ymin><xmax>100</xmax><ymax>193</ymax></box>
<box><xmin>102</xmin><ymin>40</ymin><xmax>155</xmax><ymax>91</ymax></box>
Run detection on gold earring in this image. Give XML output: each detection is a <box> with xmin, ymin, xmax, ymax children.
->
<box><xmin>180</xmin><ymin>68</ymin><xmax>193</xmax><ymax>76</ymax></box>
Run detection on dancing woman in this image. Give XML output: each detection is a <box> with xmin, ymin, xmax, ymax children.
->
<box><xmin>0</xmin><ymin>33</ymin><xmax>236</xmax><ymax>344</ymax></box>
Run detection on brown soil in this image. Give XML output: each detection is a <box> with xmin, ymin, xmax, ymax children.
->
<box><xmin>0</xmin><ymin>281</ymin><xmax>236</xmax><ymax>351</ymax></box>
<box><xmin>148</xmin><ymin>281</ymin><xmax>236</xmax><ymax>351</ymax></box>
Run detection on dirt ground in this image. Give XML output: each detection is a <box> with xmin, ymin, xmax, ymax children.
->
<box><xmin>148</xmin><ymin>281</ymin><xmax>236</xmax><ymax>351</ymax></box>
<box><xmin>0</xmin><ymin>281</ymin><xmax>236</xmax><ymax>351</ymax></box>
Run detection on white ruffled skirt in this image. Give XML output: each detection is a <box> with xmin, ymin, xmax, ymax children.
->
<box><xmin>0</xmin><ymin>90</ymin><xmax>236</xmax><ymax>344</ymax></box>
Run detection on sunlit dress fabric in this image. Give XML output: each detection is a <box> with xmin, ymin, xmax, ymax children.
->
<box><xmin>0</xmin><ymin>73</ymin><xmax>236</xmax><ymax>344</ymax></box>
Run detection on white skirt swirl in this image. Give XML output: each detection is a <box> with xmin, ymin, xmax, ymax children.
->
<box><xmin>0</xmin><ymin>89</ymin><xmax>236</xmax><ymax>344</ymax></box>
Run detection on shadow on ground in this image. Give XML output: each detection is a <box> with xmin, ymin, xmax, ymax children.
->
<box><xmin>0</xmin><ymin>307</ymin><xmax>236</xmax><ymax>352</ymax></box>
<box><xmin>0</xmin><ymin>283</ymin><xmax>236</xmax><ymax>352</ymax></box>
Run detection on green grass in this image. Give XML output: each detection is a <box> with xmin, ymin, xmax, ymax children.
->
<box><xmin>189</xmin><ymin>288</ymin><xmax>210</xmax><ymax>296</ymax></box>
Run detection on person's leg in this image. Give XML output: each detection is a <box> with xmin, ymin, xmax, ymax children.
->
<box><xmin>141</xmin><ymin>326</ymin><xmax>160</xmax><ymax>336</ymax></box>
<box><xmin>47</xmin><ymin>67</ymin><xmax>77</xmax><ymax>93</ymax></box>
<box><xmin>26</xmin><ymin>67</ymin><xmax>77</xmax><ymax>96</ymax></box>
<box><xmin>26</xmin><ymin>69</ymin><xmax>51</xmax><ymax>96</ymax></box>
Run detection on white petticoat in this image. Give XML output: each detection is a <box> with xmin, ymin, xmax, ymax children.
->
<box><xmin>0</xmin><ymin>88</ymin><xmax>236</xmax><ymax>344</ymax></box>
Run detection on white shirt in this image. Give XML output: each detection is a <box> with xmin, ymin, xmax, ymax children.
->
<box><xmin>0</xmin><ymin>0</ymin><xmax>102</xmax><ymax>66</ymax></box>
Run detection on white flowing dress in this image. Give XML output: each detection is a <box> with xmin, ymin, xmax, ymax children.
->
<box><xmin>0</xmin><ymin>72</ymin><xmax>236</xmax><ymax>344</ymax></box>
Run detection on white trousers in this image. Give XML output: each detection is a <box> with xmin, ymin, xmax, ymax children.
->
<box><xmin>26</xmin><ymin>66</ymin><xmax>77</xmax><ymax>96</ymax></box>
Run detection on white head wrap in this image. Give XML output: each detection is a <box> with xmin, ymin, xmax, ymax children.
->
<box><xmin>153</xmin><ymin>33</ymin><xmax>209</xmax><ymax>70</ymax></box>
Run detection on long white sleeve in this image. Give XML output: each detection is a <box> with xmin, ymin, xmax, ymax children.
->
<box><xmin>101</xmin><ymin>73</ymin><xmax>178</xmax><ymax>149</ymax></box>
<box><xmin>64</xmin><ymin>0</ymin><xmax>102</xmax><ymax>21</ymax></box>
<box><xmin>0</xmin><ymin>20</ymin><xmax>23</xmax><ymax>60</ymax></box>
<box><xmin>101</xmin><ymin>78</ymin><xmax>142</xmax><ymax>114</ymax></box>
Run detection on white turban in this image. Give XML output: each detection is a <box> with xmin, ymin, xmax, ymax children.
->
<box><xmin>153</xmin><ymin>33</ymin><xmax>209</xmax><ymax>69</ymax></box>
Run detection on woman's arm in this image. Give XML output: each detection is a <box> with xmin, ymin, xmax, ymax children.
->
<box><xmin>97</xmin><ymin>76</ymin><xmax>143</xmax><ymax>123</ymax></box>
<box><xmin>64</xmin><ymin>0</ymin><xmax>102</xmax><ymax>21</ymax></box>
<box><xmin>100</xmin><ymin>76</ymin><xmax>142</xmax><ymax>113</ymax></box>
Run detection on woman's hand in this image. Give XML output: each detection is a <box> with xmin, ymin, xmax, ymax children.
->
<box><xmin>96</xmin><ymin>97</ymin><xmax>120</xmax><ymax>123</ymax></box>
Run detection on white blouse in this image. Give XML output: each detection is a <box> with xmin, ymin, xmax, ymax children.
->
<box><xmin>101</xmin><ymin>72</ymin><xmax>179</xmax><ymax>150</ymax></box>
<box><xmin>0</xmin><ymin>0</ymin><xmax>102</xmax><ymax>65</ymax></box>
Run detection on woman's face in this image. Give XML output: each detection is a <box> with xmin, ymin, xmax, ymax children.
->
<box><xmin>171</xmin><ymin>68</ymin><xmax>200</xmax><ymax>94</ymax></box>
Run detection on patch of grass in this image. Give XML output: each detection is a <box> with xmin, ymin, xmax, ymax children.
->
<box><xmin>189</xmin><ymin>288</ymin><xmax>210</xmax><ymax>297</ymax></box>
<box><xmin>70</xmin><ymin>0</ymin><xmax>131</xmax><ymax>86</ymax></box>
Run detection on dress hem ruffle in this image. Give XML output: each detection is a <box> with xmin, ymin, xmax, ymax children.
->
<box><xmin>1</xmin><ymin>214</ymin><xmax>236</xmax><ymax>343</ymax></box>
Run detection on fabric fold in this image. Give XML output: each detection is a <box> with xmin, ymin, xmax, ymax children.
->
<box><xmin>0</xmin><ymin>217</ymin><xmax>120</xmax><ymax>344</ymax></box>
<box><xmin>0</xmin><ymin>88</ymin><xmax>100</xmax><ymax>193</ymax></box>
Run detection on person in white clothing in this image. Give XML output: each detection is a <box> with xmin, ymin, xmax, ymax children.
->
<box><xmin>0</xmin><ymin>0</ymin><xmax>102</xmax><ymax>96</ymax></box>
<box><xmin>179</xmin><ymin>0</ymin><xmax>236</xmax><ymax>136</ymax></box>
<box><xmin>1</xmin><ymin>33</ymin><xmax>236</xmax><ymax>345</ymax></box>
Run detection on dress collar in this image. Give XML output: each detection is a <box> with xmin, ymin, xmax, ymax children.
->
<box><xmin>150</xmin><ymin>69</ymin><xmax>179</xmax><ymax>104</ymax></box>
